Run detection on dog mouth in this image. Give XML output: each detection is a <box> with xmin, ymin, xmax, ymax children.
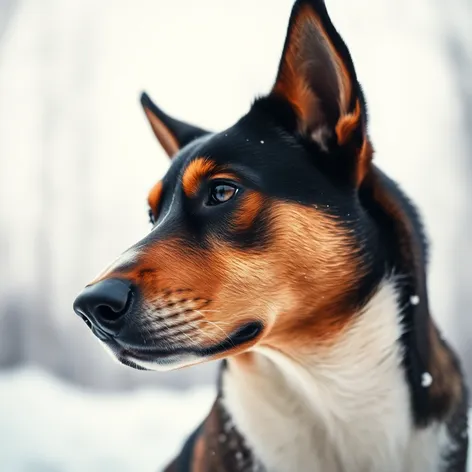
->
<box><xmin>94</xmin><ymin>320</ymin><xmax>264</xmax><ymax>370</ymax></box>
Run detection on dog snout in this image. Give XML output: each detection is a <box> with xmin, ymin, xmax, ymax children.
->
<box><xmin>73</xmin><ymin>278</ymin><xmax>134</xmax><ymax>336</ymax></box>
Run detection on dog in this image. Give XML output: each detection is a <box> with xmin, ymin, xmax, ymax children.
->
<box><xmin>73</xmin><ymin>0</ymin><xmax>469</xmax><ymax>470</ymax></box>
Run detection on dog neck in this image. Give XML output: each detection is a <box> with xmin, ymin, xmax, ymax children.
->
<box><xmin>221</xmin><ymin>280</ymin><xmax>446</xmax><ymax>472</ymax></box>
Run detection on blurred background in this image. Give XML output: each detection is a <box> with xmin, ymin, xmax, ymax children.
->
<box><xmin>0</xmin><ymin>0</ymin><xmax>471</xmax><ymax>470</ymax></box>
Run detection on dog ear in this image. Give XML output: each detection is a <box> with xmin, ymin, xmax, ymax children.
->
<box><xmin>271</xmin><ymin>0</ymin><xmax>372</xmax><ymax>185</ymax></box>
<box><xmin>140</xmin><ymin>92</ymin><xmax>210</xmax><ymax>159</ymax></box>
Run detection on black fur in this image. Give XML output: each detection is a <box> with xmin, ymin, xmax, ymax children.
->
<box><xmin>75</xmin><ymin>0</ymin><xmax>469</xmax><ymax>470</ymax></box>
<box><xmin>140</xmin><ymin>92</ymin><xmax>209</xmax><ymax>149</ymax></box>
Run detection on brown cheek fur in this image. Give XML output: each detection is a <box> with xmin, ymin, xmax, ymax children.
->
<box><xmin>97</xmin><ymin>202</ymin><xmax>361</xmax><ymax>359</ymax></box>
<box><xmin>182</xmin><ymin>157</ymin><xmax>216</xmax><ymax>197</ymax></box>
<box><xmin>261</xmin><ymin>202</ymin><xmax>363</xmax><ymax>349</ymax></box>
<box><xmin>202</xmin><ymin>202</ymin><xmax>363</xmax><ymax>353</ymax></box>
<box><xmin>101</xmin><ymin>240</ymin><xmax>269</xmax><ymax>357</ymax></box>
<box><xmin>233</xmin><ymin>191</ymin><xmax>264</xmax><ymax>231</ymax></box>
<box><xmin>121</xmin><ymin>240</ymin><xmax>222</xmax><ymax>306</ymax></box>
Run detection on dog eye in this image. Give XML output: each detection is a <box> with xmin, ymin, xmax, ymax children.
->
<box><xmin>148</xmin><ymin>208</ymin><xmax>156</xmax><ymax>225</ymax></box>
<box><xmin>208</xmin><ymin>183</ymin><xmax>238</xmax><ymax>205</ymax></box>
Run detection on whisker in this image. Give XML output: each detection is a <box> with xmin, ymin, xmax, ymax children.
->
<box><xmin>195</xmin><ymin>313</ymin><xmax>235</xmax><ymax>348</ymax></box>
<box><xmin>185</xmin><ymin>320</ymin><xmax>222</xmax><ymax>345</ymax></box>
<box><xmin>148</xmin><ymin>315</ymin><xmax>203</xmax><ymax>334</ymax></box>
<box><xmin>174</xmin><ymin>327</ymin><xmax>198</xmax><ymax>346</ymax></box>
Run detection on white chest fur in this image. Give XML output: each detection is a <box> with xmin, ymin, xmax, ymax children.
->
<box><xmin>222</xmin><ymin>282</ymin><xmax>446</xmax><ymax>472</ymax></box>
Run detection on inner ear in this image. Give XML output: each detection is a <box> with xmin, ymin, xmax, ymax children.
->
<box><xmin>271</xmin><ymin>1</ymin><xmax>362</xmax><ymax>148</ymax></box>
<box><xmin>140</xmin><ymin>92</ymin><xmax>210</xmax><ymax>159</ymax></box>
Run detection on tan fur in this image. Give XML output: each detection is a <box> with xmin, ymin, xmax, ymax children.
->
<box><xmin>428</xmin><ymin>322</ymin><xmax>463</xmax><ymax>418</ymax></box>
<box><xmin>233</xmin><ymin>191</ymin><xmax>264</xmax><ymax>231</ymax></box>
<box><xmin>273</xmin><ymin>5</ymin><xmax>352</xmax><ymax>133</ymax></box>
<box><xmin>335</xmin><ymin>99</ymin><xmax>361</xmax><ymax>145</ymax></box>
<box><xmin>147</xmin><ymin>180</ymin><xmax>163</xmax><ymax>218</ymax></box>
<box><xmin>143</xmin><ymin>106</ymin><xmax>179</xmax><ymax>157</ymax></box>
<box><xmin>98</xmin><ymin>200</ymin><xmax>363</xmax><ymax>360</ymax></box>
<box><xmin>261</xmin><ymin>202</ymin><xmax>364</xmax><ymax>348</ymax></box>
<box><xmin>191</xmin><ymin>435</ymin><xmax>206</xmax><ymax>472</ymax></box>
<box><xmin>182</xmin><ymin>157</ymin><xmax>216</xmax><ymax>197</ymax></box>
<box><xmin>357</xmin><ymin>138</ymin><xmax>374</xmax><ymax>187</ymax></box>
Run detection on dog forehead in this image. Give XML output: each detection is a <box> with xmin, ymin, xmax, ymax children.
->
<box><xmin>172</xmin><ymin>122</ymin><xmax>301</xmax><ymax>179</ymax></box>
<box><xmin>157</xmin><ymin>107</ymin><xmax>338</xmax><ymax>209</ymax></box>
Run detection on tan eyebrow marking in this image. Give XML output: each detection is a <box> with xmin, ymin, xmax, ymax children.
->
<box><xmin>147</xmin><ymin>181</ymin><xmax>163</xmax><ymax>217</ymax></box>
<box><xmin>182</xmin><ymin>157</ymin><xmax>216</xmax><ymax>197</ymax></box>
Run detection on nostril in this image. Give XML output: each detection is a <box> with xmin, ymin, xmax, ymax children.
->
<box><xmin>95</xmin><ymin>305</ymin><xmax>119</xmax><ymax>322</ymax></box>
<box><xmin>73</xmin><ymin>278</ymin><xmax>134</xmax><ymax>334</ymax></box>
<box><xmin>95</xmin><ymin>290</ymin><xmax>133</xmax><ymax>322</ymax></box>
<box><xmin>81</xmin><ymin>314</ymin><xmax>92</xmax><ymax>329</ymax></box>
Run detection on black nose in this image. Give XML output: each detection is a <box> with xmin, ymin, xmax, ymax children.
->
<box><xmin>73</xmin><ymin>278</ymin><xmax>133</xmax><ymax>336</ymax></box>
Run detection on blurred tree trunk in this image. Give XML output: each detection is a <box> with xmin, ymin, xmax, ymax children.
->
<box><xmin>28</xmin><ymin>0</ymin><xmax>63</xmax><ymax>373</ymax></box>
<box><xmin>0</xmin><ymin>0</ymin><xmax>19</xmax><ymax>366</ymax></box>
<box><xmin>0</xmin><ymin>0</ymin><xmax>16</xmax><ymax>45</ymax></box>
<box><xmin>439</xmin><ymin>0</ymin><xmax>472</xmax><ymax>389</ymax></box>
<box><xmin>0</xmin><ymin>298</ymin><xmax>23</xmax><ymax>367</ymax></box>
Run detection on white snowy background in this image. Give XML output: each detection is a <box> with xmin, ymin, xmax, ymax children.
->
<box><xmin>0</xmin><ymin>369</ymin><xmax>216</xmax><ymax>471</ymax></box>
<box><xmin>0</xmin><ymin>0</ymin><xmax>470</xmax><ymax>470</ymax></box>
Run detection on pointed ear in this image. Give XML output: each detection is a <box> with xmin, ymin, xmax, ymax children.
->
<box><xmin>271</xmin><ymin>0</ymin><xmax>372</xmax><ymax>185</ymax></box>
<box><xmin>140</xmin><ymin>92</ymin><xmax>210</xmax><ymax>159</ymax></box>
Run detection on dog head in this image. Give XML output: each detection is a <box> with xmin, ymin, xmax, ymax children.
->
<box><xmin>73</xmin><ymin>0</ymin><xmax>377</xmax><ymax>371</ymax></box>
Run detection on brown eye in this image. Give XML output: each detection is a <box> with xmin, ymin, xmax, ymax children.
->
<box><xmin>208</xmin><ymin>183</ymin><xmax>238</xmax><ymax>205</ymax></box>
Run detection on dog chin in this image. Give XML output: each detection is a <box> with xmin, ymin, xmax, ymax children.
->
<box><xmin>118</xmin><ymin>352</ymin><xmax>202</xmax><ymax>372</ymax></box>
<box><xmin>97</xmin><ymin>341</ymin><xmax>202</xmax><ymax>371</ymax></box>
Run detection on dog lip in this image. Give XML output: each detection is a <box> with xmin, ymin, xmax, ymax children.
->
<box><xmin>117</xmin><ymin>355</ymin><xmax>150</xmax><ymax>371</ymax></box>
<box><xmin>122</xmin><ymin>346</ymin><xmax>176</xmax><ymax>360</ymax></box>
<box><xmin>92</xmin><ymin>325</ymin><xmax>113</xmax><ymax>341</ymax></box>
<box><xmin>115</xmin><ymin>321</ymin><xmax>264</xmax><ymax>363</ymax></box>
<box><xmin>81</xmin><ymin>314</ymin><xmax>112</xmax><ymax>342</ymax></box>
<box><xmin>227</xmin><ymin>321</ymin><xmax>263</xmax><ymax>345</ymax></box>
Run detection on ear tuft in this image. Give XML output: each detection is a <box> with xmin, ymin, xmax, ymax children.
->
<box><xmin>357</xmin><ymin>138</ymin><xmax>374</xmax><ymax>186</ymax></box>
<box><xmin>335</xmin><ymin>100</ymin><xmax>361</xmax><ymax>146</ymax></box>
<box><xmin>140</xmin><ymin>92</ymin><xmax>210</xmax><ymax>159</ymax></box>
